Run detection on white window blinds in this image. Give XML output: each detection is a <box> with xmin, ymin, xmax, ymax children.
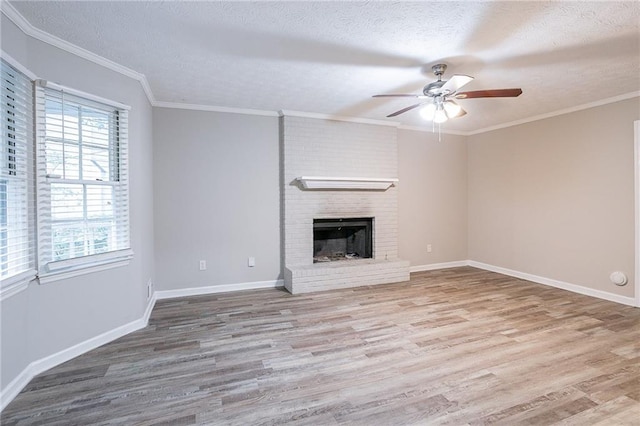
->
<box><xmin>1</xmin><ymin>59</ymin><xmax>35</xmax><ymax>284</ymax></box>
<box><xmin>35</xmin><ymin>84</ymin><xmax>130</xmax><ymax>273</ymax></box>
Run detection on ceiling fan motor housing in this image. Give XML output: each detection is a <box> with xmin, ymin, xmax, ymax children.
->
<box><xmin>423</xmin><ymin>80</ymin><xmax>445</xmax><ymax>96</ymax></box>
<box><xmin>423</xmin><ymin>63</ymin><xmax>448</xmax><ymax>96</ymax></box>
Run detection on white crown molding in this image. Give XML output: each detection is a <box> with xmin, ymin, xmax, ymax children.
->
<box><xmin>4</xmin><ymin>3</ymin><xmax>637</xmax><ymax>129</ymax></box>
<box><xmin>468</xmin><ymin>91</ymin><xmax>640</xmax><ymax>136</ymax></box>
<box><xmin>1</xmin><ymin>2</ymin><xmax>156</xmax><ymax>105</ymax></box>
<box><xmin>153</xmin><ymin>101</ymin><xmax>278</xmax><ymax>117</ymax></box>
<box><xmin>279</xmin><ymin>110</ymin><xmax>400</xmax><ymax>127</ymax></box>
<box><xmin>0</xmin><ymin>50</ymin><xmax>38</xmax><ymax>80</ymax></box>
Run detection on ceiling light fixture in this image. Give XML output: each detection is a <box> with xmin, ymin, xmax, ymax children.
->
<box><xmin>419</xmin><ymin>96</ymin><xmax>451</xmax><ymax>141</ymax></box>
<box><xmin>420</xmin><ymin>96</ymin><xmax>463</xmax><ymax>124</ymax></box>
<box><xmin>419</xmin><ymin>103</ymin><xmax>436</xmax><ymax>120</ymax></box>
<box><xmin>433</xmin><ymin>106</ymin><xmax>448</xmax><ymax>124</ymax></box>
<box><xmin>443</xmin><ymin>100</ymin><xmax>462</xmax><ymax>118</ymax></box>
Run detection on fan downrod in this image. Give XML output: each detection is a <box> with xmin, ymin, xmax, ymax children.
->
<box><xmin>423</xmin><ymin>63</ymin><xmax>448</xmax><ymax>96</ymax></box>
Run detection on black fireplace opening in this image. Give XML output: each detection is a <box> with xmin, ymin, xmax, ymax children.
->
<box><xmin>313</xmin><ymin>218</ymin><xmax>373</xmax><ymax>263</ymax></box>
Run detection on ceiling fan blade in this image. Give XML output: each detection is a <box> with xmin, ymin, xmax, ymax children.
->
<box><xmin>441</xmin><ymin>74</ymin><xmax>474</xmax><ymax>93</ymax></box>
<box><xmin>386</xmin><ymin>103</ymin><xmax>423</xmax><ymax>117</ymax></box>
<box><xmin>455</xmin><ymin>88</ymin><xmax>523</xmax><ymax>99</ymax></box>
<box><xmin>373</xmin><ymin>94</ymin><xmax>425</xmax><ymax>98</ymax></box>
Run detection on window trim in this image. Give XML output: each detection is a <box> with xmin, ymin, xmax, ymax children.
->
<box><xmin>0</xmin><ymin>55</ymin><xmax>133</xmax><ymax>299</ymax></box>
<box><xmin>38</xmin><ymin>248</ymin><xmax>133</xmax><ymax>284</ymax></box>
<box><xmin>0</xmin><ymin>51</ymin><xmax>38</xmax><ymax>81</ymax></box>
<box><xmin>0</xmin><ymin>52</ymin><xmax>35</xmax><ymax>300</ymax></box>
<box><xmin>1</xmin><ymin>55</ymin><xmax>36</xmax><ymax>291</ymax></box>
<box><xmin>0</xmin><ymin>269</ymin><xmax>36</xmax><ymax>301</ymax></box>
<box><xmin>35</xmin><ymin>81</ymin><xmax>131</xmax><ymax>276</ymax></box>
<box><xmin>35</xmin><ymin>80</ymin><xmax>131</xmax><ymax>111</ymax></box>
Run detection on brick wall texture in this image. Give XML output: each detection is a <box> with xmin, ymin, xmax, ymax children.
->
<box><xmin>281</xmin><ymin>115</ymin><xmax>409</xmax><ymax>293</ymax></box>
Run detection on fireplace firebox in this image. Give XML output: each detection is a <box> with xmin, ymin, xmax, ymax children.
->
<box><xmin>313</xmin><ymin>218</ymin><xmax>373</xmax><ymax>263</ymax></box>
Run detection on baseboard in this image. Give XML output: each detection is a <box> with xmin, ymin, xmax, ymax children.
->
<box><xmin>468</xmin><ymin>260</ymin><xmax>637</xmax><ymax>307</ymax></box>
<box><xmin>1</xmin><ymin>279</ymin><xmax>283</xmax><ymax>411</ymax></box>
<box><xmin>142</xmin><ymin>292</ymin><xmax>157</xmax><ymax>324</ymax></box>
<box><xmin>2</xmin><ymin>265</ymin><xmax>633</xmax><ymax>411</ymax></box>
<box><xmin>0</xmin><ymin>309</ymin><xmax>151</xmax><ymax>412</ymax></box>
<box><xmin>410</xmin><ymin>261</ymin><xmax>468</xmax><ymax>273</ymax></box>
<box><xmin>0</xmin><ymin>364</ymin><xmax>32</xmax><ymax>413</ymax></box>
<box><xmin>155</xmin><ymin>279</ymin><xmax>285</xmax><ymax>300</ymax></box>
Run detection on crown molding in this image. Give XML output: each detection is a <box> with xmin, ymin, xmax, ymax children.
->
<box><xmin>279</xmin><ymin>110</ymin><xmax>400</xmax><ymax>127</ymax></box>
<box><xmin>0</xmin><ymin>50</ymin><xmax>38</xmax><ymax>80</ymax></box>
<box><xmin>153</xmin><ymin>101</ymin><xmax>278</xmax><ymax>117</ymax></box>
<box><xmin>1</xmin><ymin>2</ymin><xmax>156</xmax><ymax>105</ymax></box>
<box><xmin>468</xmin><ymin>91</ymin><xmax>640</xmax><ymax>136</ymax></box>
<box><xmin>3</xmin><ymin>3</ymin><xmax>638</xmax><ymax>130</ymax></box>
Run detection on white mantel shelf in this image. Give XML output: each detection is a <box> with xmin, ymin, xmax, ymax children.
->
<box><xmin>297</xmin><ymin>176</ymin><xmax>398</xmax><ymax>190</ymax></box>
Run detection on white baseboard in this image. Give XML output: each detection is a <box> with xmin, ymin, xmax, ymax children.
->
<box><xmin>0</xmin><ymin>365</ymin><xmax>32</xmax><ymax>413</ymax></box>
<box><xmin>2</xmin><ymin>265</ymin><xmax>634</xmax><ymax>412</ymax></box>
<box><xmin>142</xmin><ymin>292</ymin><xmax>157</xmax><ymax>324</ymax></box>
<box><xmin>1</xmin><ymin>280</ymin><xmax>283</xmax><ymax>411</ymax></box>
<box><xmin>0</xmin><ymin>296</ymin><xmax>154</xmax><ymax>411</ymax></box>
<box><xmin>467</xmin><ymin>260</ymin><xmax>637</xmax><ymax>307</ymax></box>
<box><xmin>155</xmin><ymin>279</ymin><xmax>284</xmax><ymax>300</ymax></box>
<box><xmin>410</xmin><ymin>261</ymin><xmax>468</xmax><ymax>273</ymax></box>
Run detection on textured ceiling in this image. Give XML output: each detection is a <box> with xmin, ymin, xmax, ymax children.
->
<box><xmin>7</xmin><ymin>1</ymin><xmax>640</xmax><ymax>132</ymax></box>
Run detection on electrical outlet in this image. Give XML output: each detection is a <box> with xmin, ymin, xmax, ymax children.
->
<box><xmin>199</xmin><ymin>260</ymin><xmax>207</xmax><ymax>271</ymax></box>
<box><xmin>427</xmin><ymin>244</ymin><xmax>432</xmax><ymax>253</ymax></box>
<box><xmin>248</xmin><ymin>257</ymin><xmax>255</xmax><ymax>267</ymax></box>
<box><xmin>147</xmin><ymin>279</ymin><xmax>153</xmax><ymax>300</ymax></box>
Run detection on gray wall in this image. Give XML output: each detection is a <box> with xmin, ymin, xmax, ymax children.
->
<box><xmin>468</xmin><ymin>98</ymin><xmax>639</xmax><ymax>297</ymax></box>
<box><xmin>152</xmin><ymin>111</ymin><xmax>471</xmax><ymax>293</ymax></box>
<box><xmin>1</xmin><ymin>14</ymin><xmax>155</xmax><ymax>388</ymax></box>
<box><xmin>398</xmin><ymin>129</ymin><xmax>468</xmax><ymax>267</ymax></box>
<box><xmin>152</xmin><ymin>108</ymin><xmax>281</xmax><ymax>290</ymax></box>
<box><xmin>2</xmin><ymin>2</ymin><xmax>638</xmax><ymax>406</ymax></box>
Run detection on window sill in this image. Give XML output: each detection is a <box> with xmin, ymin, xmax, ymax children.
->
<box><xmin>38</xmin><ymin>249</ymin><xmax>134</xmax><ymax>284</ymax></box>
<box><xmin>1</xmin><ymin>270</ymin><xmax>37</xmax><ymax>301</ymax></box>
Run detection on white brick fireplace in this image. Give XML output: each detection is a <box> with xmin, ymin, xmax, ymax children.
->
<box><xmin>280</xmin><ymin>113</ymin><xmax>410</xmax><ymax>294</ymax></box>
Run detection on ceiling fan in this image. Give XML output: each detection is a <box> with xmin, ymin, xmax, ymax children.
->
<box><xmin>373</xmin><ymin>64</ymin><xmax>522</xmax><ymax>123</ymax></box>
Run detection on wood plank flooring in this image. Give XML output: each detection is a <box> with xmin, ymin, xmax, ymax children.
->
<box><xmin>2</xmin><ymin>267</ymin><xmax>639</xmax><ymax>425</ymax></box>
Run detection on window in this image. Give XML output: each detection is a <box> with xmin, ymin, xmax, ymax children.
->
<box><xmin>0</xmin><ymin>57</ymin><xmax>132</xmax><ymax>292</ymax></box>
<box><xmin>35</xmin><ymin>84</ymin><xmax>130</xmax><ymax>276</ymax></box>
<box><xmin>0</xmin><ymin>59</ymin><xmax>35</xmax><ymax>286</ymax></box>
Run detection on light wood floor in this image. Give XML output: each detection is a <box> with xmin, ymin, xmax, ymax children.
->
<box><xmin>2</xmin><ymin>267</ymin><xmax>639</xmax><ymax>425</ymax></box>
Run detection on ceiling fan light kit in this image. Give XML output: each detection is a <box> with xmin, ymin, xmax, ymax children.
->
<box><xmin>443</xmin><ymin>101</ymin><xmax>462</xmax><ymax>118</ymax></box>
<box><xmin>373</xmin><ymin>63</ymin><xmax>523</xmax><ymax>127</ymax></box>
<box><xmin>420</xmin><ymin>97</ymin><xmax>464</xmax><ymax>123</ymax></box>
